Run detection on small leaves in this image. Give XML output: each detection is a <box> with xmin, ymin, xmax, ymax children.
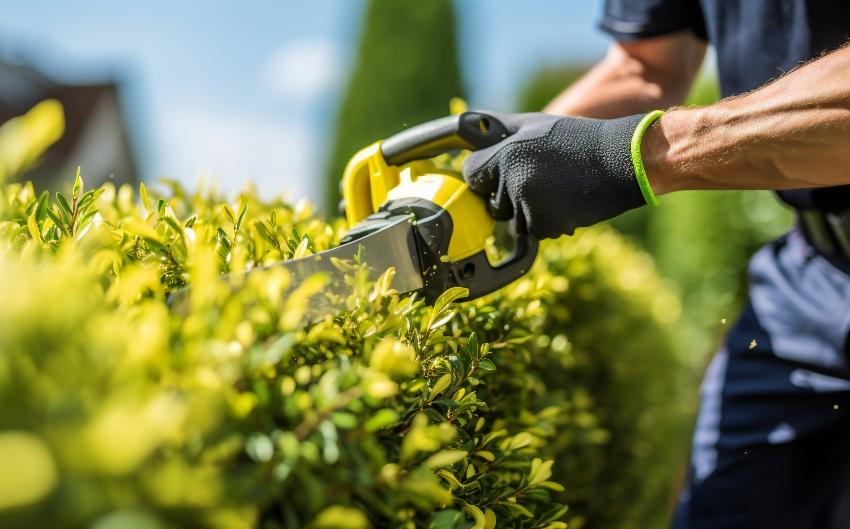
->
<box><xmin>370</xmin><ymin>338</ymin><xmax>419</xmax><ymax>378</ymax></box>
<box><xmin>26</xmin><ymin>209</ymin><xmax>42</xmax><ymax>243</ymax></box>
<box><xmin>0</xmin><ymin>163</ymin><xmax>617</xmax><ymax>529</ymax></box>
<box><xmin>71</xmin><ymin>166</ymin><xmax>83</xmax><ymax>199</ymax></box>
<box><xmin>55</xmin><ymin>192</ymin><xmax>72</xmax><ymax>218</ymax></box>
<box><xmin>430</xmin><ymin>373</ymin><xmax>452</xmax><ymax>400</ymax></box>
<box><xmin>311</xmin><ymin>506</ymin><xmax>370</xmax><ymax>529</ymax></box>
<box><xmin>477</xmin><ymin>358</ymin><xmax>496</xmax><ymax>371</ymax></box>
<box><xmin>461</xmin><ymin>502</ymin><xmax>486</xmax><ymax>529</ymax></box>
<box><xmin>235</xmin><ymin>202</ymin><xmax>248</xmax><ymax>231</ymax></box>
<box><xmin>425</xmin><ymin>449</ymin><xmax>466</xmax><ymax>469</ymax></box>
<box><xmin>528</xmin><ymin>458</ymin><xmax>554</xmax><ymax>487</ymax></box>
<box><xmin>139</xmin><ymin>182</ymin><xmax>151</xmax><ymax>213</ymax></box>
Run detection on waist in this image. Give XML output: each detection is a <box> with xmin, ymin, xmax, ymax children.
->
<box><xmin>798</xmin><ymin>208</ymin><xmax>850</xmax><ymax>274</ymax></box>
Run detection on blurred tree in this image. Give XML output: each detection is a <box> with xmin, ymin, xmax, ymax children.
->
<box><xmin>324</xmin><ymin>0</ymin><xmax>464</xmax><ymax>215</ymax></box>
<box><xmin>516</xmin><ymin>66</ymin><xmax>588</xmax><ymax>114</ymax></box>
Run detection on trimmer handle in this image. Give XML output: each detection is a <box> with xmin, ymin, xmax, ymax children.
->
<box><xmin>381</xmin><ymin>111</ymin><xmax>512</xmax><ymax>165</ymax></box>
<box><xmin>341</xmin><ymin>111</ymin><xmax>539</xmax><ymax>302</ymax></box>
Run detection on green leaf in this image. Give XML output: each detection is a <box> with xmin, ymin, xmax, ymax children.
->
<box><xmin>139</xmin><ymin>182</ymin><xmax>151</xmax><ymax>212</ymax></box>
<box><xmin>504</xmin><ymin>432</ymin><xmax>534</xmax><ymax>451</ymax></box>
<box><xmin>123</xmin><ymin>218</ymin><xmax>162</xmax><ymax>243</ymax></box>
<box><xmin>72</xmin><ymin>166</ymin><xmax>83</xmax><ymax>198</ymax></box>
<box><xmin>498</xmin><ymin>501</ymin><xmax>534</xmax><ymax>518</ymax></box>
<box><xmin>35</xmin><ymin>191</ymin><xmax>49</xmax><ymax>222</ymax></box>
<box><xmin>467</xmin><ymin>333</ymin><xmax>479</xmax><ymax>360</ymax></box>
<box><xmin>78</xmin><ymin>209</ymin><xmax>99</xmax><ymax>231</ymax></box>
<box><xmin>477</xmin><ymin>358</ymin><xmax>495</xmax><ymax>371</ymax></box>
<box><xmin>160</xmin><ymin>215</ymin><xmax>184</xmax><ymax>236</ymax></box>
<box><xmin>364</xmin><ymin>409</ymin><xmax>398</xmax><ymax>432</ymax></box>
<box><xmin>216</xmin><ymin>227</ymin><xmax>232</xmax><ymax>251</ymax></box>
<box><xmin>26</xmin><ymin>210</ymin><xmax>42</xmax><ymax>243</ymax></box>
<box><xmin>253</xmin><ymin>220</ymin><xmax>275</xmax><ymax>244</ymax></box>
<box><xmin>55</xmin><ymin>192</ymin><xmax>72</xmax><ymax>216</ymax></box>
<box><xmin>312</xmin><ymin>506</ymin><xmax>369</xmax><ymax>529</ymax></box>
<box><xmin>235</xmin><ymin>203</ymin><xmax>248</xmax><ymax>231</ymax></box>
<box><xmin>528</xmin><ymin>458</ymin><xmax>554</xmax><ymax>486</ymax></box>
<box><xmin>222</xmin><ymin>204</ymin><xmax>236</xmax><ymax>224</ymax></box>
<box><xmin>536</xmin><ymin>481</ymin><xmax>565</xmax><ymax>492</ymax></box>
<box><xmin>428</xmin><ymin>510</ymin><xmax>466</xmax><ymax>529</ymax></box>
<box><xmin>44</xmin><ymin>207</ymin><xmax>70</xmax><ymax>237</ymax></box>
<box><xmin>430</xmin><ymin>373</ymin><xmax>452</xmax><ymax>400</ymax></box>
<box><xmin>429</xmin><ymin>310</ymin><xmax>456</xmax><ymax>331</ymax></box>
<box><xmin>432</xmin><ymin>286</ymin><xmax>468</xmax><ymax>317</ymax></box>
<box><xmin>461</xmin><ymin>502</ymin><xmax>486</xmax><ymax>529</ymax></box>
<box><xmin>425</xmin><ymin>449</ymin><xmax>466</xmax><ymax>468</ymax></box>
<box><xmin>475</xmin><ymin>450</ymin><xmax>495</xmax><ymax>462</ymax></box>
<box><xmin>331</xmin><ymin>412</ymin><xmax>358</xmax><ymax>429</ymax></box>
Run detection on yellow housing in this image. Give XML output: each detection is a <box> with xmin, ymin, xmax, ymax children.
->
<box><xmin>341</xmin><ymin>141</ymin><xmax>495</xmax><ymax>261</ymax></box>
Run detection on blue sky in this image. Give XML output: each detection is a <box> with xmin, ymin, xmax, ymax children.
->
<box><xmin>0</xmin><ymin>1</ymin><xmax>611</xmax><ymax>206</ymax></box>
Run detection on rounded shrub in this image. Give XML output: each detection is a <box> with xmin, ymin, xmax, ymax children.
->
<box><xmin>0</xmin><ymin>167</ymin><xmax>683</xmax><ymax>528</ymax></box>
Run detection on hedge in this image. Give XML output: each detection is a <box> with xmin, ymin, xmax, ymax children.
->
<box><xmin>0</xmin><ymin>162</ymin><xmax>687</xmax><ymax>528</ymax></box>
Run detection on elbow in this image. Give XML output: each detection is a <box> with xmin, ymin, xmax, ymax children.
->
<box><xmin>609</xmin><ymin>53</ymin><xmax>693</xmax><ymax>109</ymax></box>
<box><xmin>603</xmin><ymin>43</ymin><xmax>701</xmax><ymax>110</ymax></box>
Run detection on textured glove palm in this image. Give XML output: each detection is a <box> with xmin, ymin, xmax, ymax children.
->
<box><xmin>462</xmin><ymin>112</ymin><xmax>648</xmax><ymax>239</ymax></box>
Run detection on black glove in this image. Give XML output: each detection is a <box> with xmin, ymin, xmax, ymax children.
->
<box><xmin>462</xmin><ymin>112</ymin><xmax>650</xmax><ymax>239</ymax></box>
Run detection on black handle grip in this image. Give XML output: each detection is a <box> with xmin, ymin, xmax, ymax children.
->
<box><xmin>381</xmin><ymin>111</ymin><xmax>511</xmax><ymax>166</ymax></box>
<box><xmin>460</xmin><ymin>228</ymin><xmax>539</xmax><ymax>301</ymax></box>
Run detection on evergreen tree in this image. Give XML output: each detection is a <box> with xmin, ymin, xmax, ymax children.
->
<box><xmin>324</xmin><ymin>0</ymin><xmax>464</xmax><ymax>214</ymax></box>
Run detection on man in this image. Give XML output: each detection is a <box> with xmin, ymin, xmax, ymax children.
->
<box><xmin>462</xmin><ymin>1</ymin><xmax>850</xmax><ymax>528</ymax></box>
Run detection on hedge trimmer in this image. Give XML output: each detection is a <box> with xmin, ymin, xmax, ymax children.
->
<box><xmin>174</xmin><ymin>112</ymin><xmax>538</xmax><ymax>312</ymax></box>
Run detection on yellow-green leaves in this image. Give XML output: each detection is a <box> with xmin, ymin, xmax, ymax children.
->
<box><xmin>0</xmin><ymin>432</ymin><xmax>57</xmax><ymax>509</ymax></box>
<box><xmin>425</xmin><ymin>286</ymin><xmax>467</xmax><ymax>331</ymax></box>
<box><xmin>26</xmin><ymin>208</ymin><xmax>42</xmax><ymax>243</ymax></box>
<box><xmin>401</xmin><ymin>414</ymin><xmax>455</xmax><ymax>462</ymax></box>
<box><xmin>429</xmin><ymin>373</ymin><xmax>452</xmax><ymax>400</ymax></box>
<box><xmin>311</xmin><ymin>506</ymin><xmax>370</xmax><ymax>529</ymax></box>
<box><xmin>424</xmin><ymin>450</ymin><xmax>466</xmax><ymax>469</ymax></box>
<box><xmin>461</xmin><ymin>502</ymin><xmax>486</xmax><ymax>529</ymax></box>
<box><xmin>0</xmin><ymin>99</ymin><xmax>64</xmax><ymax>183</ymax></box>
<box><xmin>369</xmin><ymin>337</ymin><xmax>419</xmax><ymax>378</ymax></box>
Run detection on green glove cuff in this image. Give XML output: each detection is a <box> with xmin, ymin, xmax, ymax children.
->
<box><xmin>630</xmin><ymin>110</ymin><xmax>665</xmax><ymax>207</ymax></box>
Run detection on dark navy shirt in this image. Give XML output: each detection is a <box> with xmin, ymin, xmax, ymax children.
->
<box><xmin>600</xmin><ymin>0</ymin><xmax>850</xmax><ymax>211</ymax></box>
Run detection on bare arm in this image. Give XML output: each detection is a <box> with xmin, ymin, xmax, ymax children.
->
<box><xmin>544</xmin><ymin>32</ymin><xmax>707</xmax><ymax>118</ymax></box>
<box><xmin>645</xmin><ymin>44</ymin><xmax>850</xmax><ymax>194</ymax></box>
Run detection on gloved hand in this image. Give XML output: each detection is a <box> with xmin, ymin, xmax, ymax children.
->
<box><xmin>462</xmin><ymin>112</ymin><xmax>656</xmax><ymax>239</ymax></box>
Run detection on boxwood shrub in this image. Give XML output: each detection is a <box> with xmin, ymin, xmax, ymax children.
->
<box><xmin>0</xmin><ymin>169</ymin><xmax>684</xmax><ymax>529</ymax></box>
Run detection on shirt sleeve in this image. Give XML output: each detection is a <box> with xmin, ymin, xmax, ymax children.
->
<box><xmin>600</xmin><ymin>0</ymin><xmax>707</xmax><ymax>41</ymax></box>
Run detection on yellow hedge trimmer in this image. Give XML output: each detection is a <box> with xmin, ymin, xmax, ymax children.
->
<box><xmin>174</xmin><ymin>112</ymin><xmax>538</xmax><ymax>312</ymax></box>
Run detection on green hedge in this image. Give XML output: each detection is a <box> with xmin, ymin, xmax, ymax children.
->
<box><xmin>0</xmin><ymin>164</ymin><xmax>684</xmax><ymax>528</ymax></box>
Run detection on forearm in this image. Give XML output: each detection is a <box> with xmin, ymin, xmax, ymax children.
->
<box><xmin>545</xmin><ymin>34</ymin><xmax>706</xmax><ymax>118</ymax></box>
<box><xmin>645</xmin><ymin>44</ymin><xmax>850</xmax><ymax>194</ymax></box>
<box><xmin>543</xmin><ymin>48</ymin><xmax>670</xmax><ymax>118</ymax></box>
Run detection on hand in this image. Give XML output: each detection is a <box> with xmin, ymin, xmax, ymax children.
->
<box><xmin>462</xmin><ymin>112</ymin><xmax>650</xmax><ymax>239</ymax></box>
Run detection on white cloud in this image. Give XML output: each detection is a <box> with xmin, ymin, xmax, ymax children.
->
<box><xmin>262</xmin><ymin>39</ymin><xmax>345</xmax><ymax>102</ymax></box>
<box><xmin>154</xmin><ymin>109</ymin><xmax>320</xmax><ymax>205</ymax></box>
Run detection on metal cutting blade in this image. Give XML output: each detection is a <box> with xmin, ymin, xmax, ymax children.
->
<box><xmin>170</xmin><ymin>216</ymin><xmax>424</xmax><ymax>320</ymax></box>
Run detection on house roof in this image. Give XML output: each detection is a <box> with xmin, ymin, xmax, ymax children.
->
<box><xmin>0</xmin><ymin>58</ymin><xmax>138</xmax><ymax>187</ymax></box>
